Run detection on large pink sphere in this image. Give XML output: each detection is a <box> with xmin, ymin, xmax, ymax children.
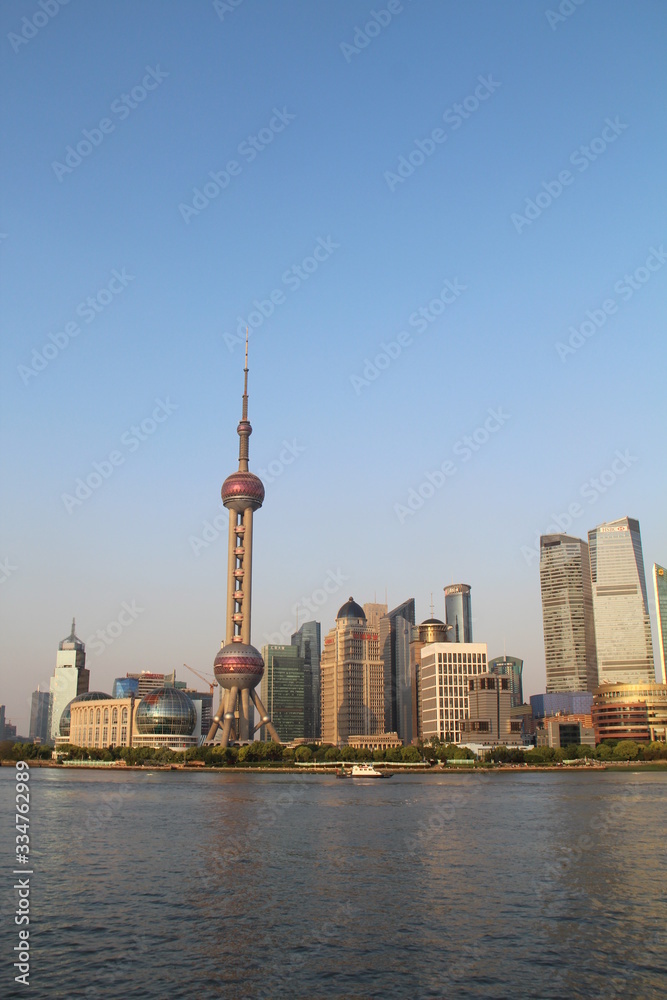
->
<box><xmin>221</xmin><ymin>471</ymin><xmax>265</xmax><ymax>512</ymax></box>
<box><xmin>213</xmin><ymin>642</ymin><xmax>264</xmax><ymax>690</ymax></box>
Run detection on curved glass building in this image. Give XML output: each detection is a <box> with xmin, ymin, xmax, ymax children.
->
<box><xmin>444</xmin><ymin>584</ymin><xmax>473</xmax><ymax>643</ymax></box>
<box><xmin>134</xmin><ymin>688</ymin><xmax>197</xmax><ymax>744</ymax></box>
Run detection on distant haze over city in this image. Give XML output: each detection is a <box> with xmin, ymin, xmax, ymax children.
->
<box><xmin>1</xmin><ymin>1</ymin><xmax>665</xmax><ymax>733</ymax></box>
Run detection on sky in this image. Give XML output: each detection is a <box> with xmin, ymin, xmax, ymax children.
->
<box><xmin>1</xmin><ymin>0</ymin><xmax>666</xmax><ymax>733</ymax></box>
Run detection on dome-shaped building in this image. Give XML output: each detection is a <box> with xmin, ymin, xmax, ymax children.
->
<box><xmin>336</xmin><ymin>597</ymin><xmax>366</xmax><ymax>622</ymax></box>
<box><xmin>133</xmin><ymin>688</ymin><xmax>199</xmax><ymax>748</ymax></box>
<box><xmin>135</xmin><ymin>688</ymin><xmax>197</xmax><ymax>735</ymax></box>
<box><xmin>59</xmin><ymin>692</ymin><xmax>112</xmax><ymax>738</ymax></box>
<box><xmin>418</xmin><ymin>618</ymin><xmax>450</xmax><ymax>644</ymax></box>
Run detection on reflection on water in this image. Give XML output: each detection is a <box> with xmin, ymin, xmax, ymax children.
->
<box><xmin>0</xmin><ymin>769</ymin><xmax>665</xmax><ymax>999</ymax></box>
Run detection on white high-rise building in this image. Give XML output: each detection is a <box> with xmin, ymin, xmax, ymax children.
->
<box><xmin>48</xmin><ymin>620</ymin><xmax>89</xmax><ymax>741</ymax></box>
<box><xmin>419</xmin><ymin>641</ymin><xmax>488</xmax><ymax>744</ymax></box>
<box><xmin>654</xmin><ymin>564</ymin><xmax>667</xmax><ymax>685</ymax></box>
<box><xmin>588</xmin><ymin>517</ymin><xmax>654</xmax><ymax>685</ymax></box>
<box><xmin>540</xmin><ymin>534</ymin><xmax>598</xmax><ymax>693</ymax></box>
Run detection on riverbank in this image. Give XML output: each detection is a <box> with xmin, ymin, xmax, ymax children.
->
<box><xmin>3</xmin><ymin>759</ymin><xmax>666</xmax><ymax>773</ymax></box>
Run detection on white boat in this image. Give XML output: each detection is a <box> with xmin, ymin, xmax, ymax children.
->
<box><xmin>351</xmin><ymin>763</ymin><xmax>385</xmax><ymax>778</ymax></box>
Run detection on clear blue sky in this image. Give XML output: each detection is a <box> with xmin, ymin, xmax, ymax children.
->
<box><xmin>2</xmin><ymin>0</ymin><xmax>666</xmax><ymax>732</ymax></box>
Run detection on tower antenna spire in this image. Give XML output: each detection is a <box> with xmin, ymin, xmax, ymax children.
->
<box><xmin>237</xmin><ymin>327</ymin><xmax>251</xmax><ymax>472</ymax></box>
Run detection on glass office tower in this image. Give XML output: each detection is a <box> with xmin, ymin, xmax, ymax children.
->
<box><xmin>444</xmin><ymin>584</ymin><xmax>473</xmax><ymax>643</ymax></box>
<box><xmin>653</xmin><ymin>564</ymin><xmax>666</xmax><ymax>685</ymax></box>
<box><xmin>261</xmin><ymin>644</ymin><xmax>307</xmax><ymax>743</ymax></box>
<box><xmin>378</xmin><ymin>598</ymin><xmax>416</xmax><ymax>743</ymax></box>
<box><xmin>291</xmin><ymin>620</ymin><xmax>321</xmax><ymax>739</ymax></box>
<box><xmin>589</xmin><ymin>517</ymin><xmax>654</xmax><ymax>685</ymax></box>
<box><xmin>539</xmin><ymin>534</ymin><xmax>598</xmax><ymax>693</ymax></box>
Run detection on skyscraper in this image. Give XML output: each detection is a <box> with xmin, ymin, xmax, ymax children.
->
<box><xmin>654</xmin><ymin>564</ymin><xmax>667</xmax><ymax>685</ymax></box>
<box><xmin>261</xmin><ymin>644</ymin><xmax>307</xmax><ymax>742</ymax></box>
<box><xmin>205</xmin><ymin>336</ymin><xmax>278</xmax><ymax>745</ymax></box>
<box><xmin>363</xmin><ymin>602</ymin><xmax>388</xmax><ymax>631</ymax></box>
<box><xmin>320</xmin><ymin>598</ymin><xmax>385</xmax><ymax>745</ymax></box>
<box><xmin>539</xmin><ymin>535</ymin><xmax>598</xmax><ymax>693</ymax></box>
<box><xmin>419</xmin><ymin>641</ymin><xmax>489</xmax><ymax>744</ymax></box>
<box><xmin>29</xmin><ymin>689</ymin><xmax>51</xmax><ymax>743</ymax></box>
<box><xmin>378</xmin><ymin>598</ymin><xmax>416</xmax><ymax>743</ymax></box>
<box><xmin>488</xmin><ymin>655</ymin><xmax>524</xmax><ymax>708</ymax></box>
<box><xmin>444</xmin><ymin>584</ymin><xmax>473</xmax><ymax>643</ymax></box>
<box><xmin>48</xmin><ymin>620</ymin><xmax>90</xmax><ymax>741</ymax></box>
<box><xmin>588</xmin><ymin>517</ymin><xmax>654</xmax><ymax>685</ymax></box>
<box><xmin>291</xmin><ymin>620</ymin><xmax>321</xmax><ymax>739</ymax></box>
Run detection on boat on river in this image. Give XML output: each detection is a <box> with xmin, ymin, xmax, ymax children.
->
<box><xmin>351</xmin><ymin>763</ymin><xmax>388</xmax><ymax>778</ymax></box>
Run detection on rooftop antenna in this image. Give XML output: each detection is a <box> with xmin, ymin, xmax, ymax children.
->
<box><xmin>430</xmin><ymin>593</ymin><xmax>435</xmax><ymax>617</ymax></box>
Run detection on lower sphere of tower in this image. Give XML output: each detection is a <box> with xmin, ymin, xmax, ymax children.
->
<box><xmin>213</xmin><ymin>642</ymin><xmax>264</xmax><ymax>690</ymax></box>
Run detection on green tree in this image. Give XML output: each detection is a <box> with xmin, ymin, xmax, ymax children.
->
<box><xmin>401</xmin><ymin>745</ymin><xmax>420</xmax><ymax>763</ymax></box>
<box><xmin>294</xmin><ymin>745</ymin><xmax>312</xmax><ymax>763</ymax></box>
<box><xmin>612</xmin><ymin>740</ymin><xmax>640</xmax><ymax>761</ymax></box>
<box><xmin>324</xmin><ymin>746</ymin><xmax>339</xmax><ymax>761</ymax></box>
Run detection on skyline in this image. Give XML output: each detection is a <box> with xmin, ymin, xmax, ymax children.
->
<box><xmin>2</xmin><ymin>1</ymin><xmax>666</xmax><ymax>731</ymax></box>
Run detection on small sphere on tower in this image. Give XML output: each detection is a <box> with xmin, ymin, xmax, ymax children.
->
<box><xmin>213</xmin><ymin>642</ymin><xmax>264</xmax><ymax>690</ymax></box>
<box><xmin>221</xmin><ymin>470</ymin><xmax>265</xmax><ymax>512</ymax></box>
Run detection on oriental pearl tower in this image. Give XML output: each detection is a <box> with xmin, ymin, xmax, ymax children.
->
<box><xmin>205</xmin><ymin>335</ymin><xmax>280</xmax><ymax>746</ymax></box>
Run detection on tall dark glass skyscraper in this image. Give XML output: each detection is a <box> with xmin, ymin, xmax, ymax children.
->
<box><xmin>29</xmin><ymin>689</ymin><xmax>51</xmax><ymax>743</ymax></box>
<box><xmin>260</xmin><ymin>644</ymin><xmax>307</xmax><ymax>742</ymax></box>
<box><xmin>444</xmin><ymin>584</ymin><xmax>472</xmax><ymax>643</ymax></box>
<box><xmin>291</xmin><ymin>620</ymin><xmax>321</xmax><ymax>739</ymax></box>
<box><xmin>378</xmin><ymin>598</ymin><xmax>416</xmax><ymax>743</ymax></box>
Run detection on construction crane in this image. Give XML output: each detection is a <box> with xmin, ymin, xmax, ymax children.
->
<box><xmin>183</xmin><ymin>663</ymin><xmax>216</xmax><ymax>697</ymax></box>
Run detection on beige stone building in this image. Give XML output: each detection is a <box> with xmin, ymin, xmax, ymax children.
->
<box><xmin>68</xmin><ymin>697</ymin><xmax>137</xmax><ymax>748</ymax></box>
<box><xmin>321</xmin><ymin>598</ymin><xmax>385</xmax><ymax>746</ymax></box>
